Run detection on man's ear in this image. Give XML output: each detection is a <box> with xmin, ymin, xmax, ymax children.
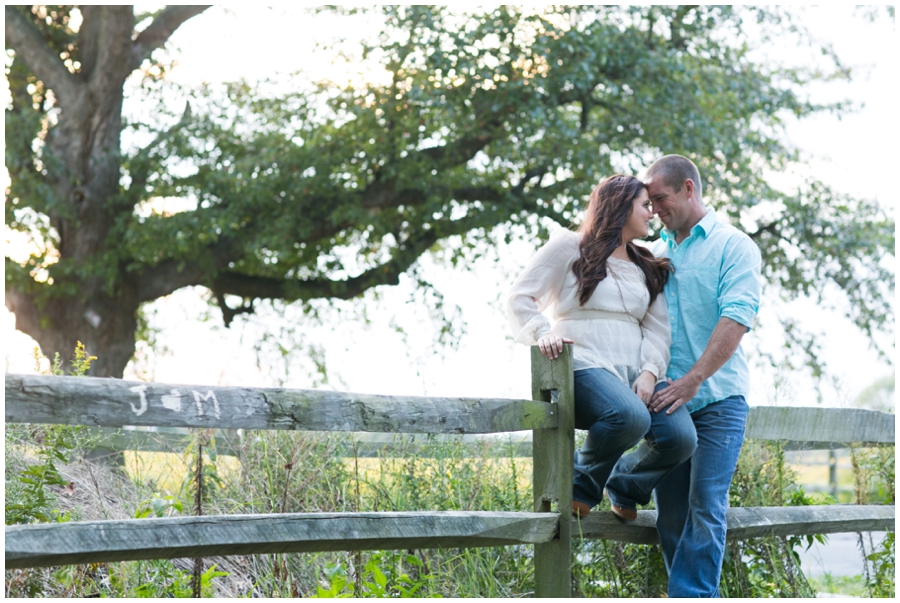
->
<box><xmin>683</xmin><ymin>178</ymin><xmax>695</xmax><ymax>198</ymax></box>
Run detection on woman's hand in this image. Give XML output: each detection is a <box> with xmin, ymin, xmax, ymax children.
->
<box><xmin>537</xmin><ymin>334</ymin><xmax>574</xmax><ymax>359</ymax></box>
<box><xmin>632</xmin><ymin>371</ymin><xmax>657</xmax><ymax>404</ymax></box>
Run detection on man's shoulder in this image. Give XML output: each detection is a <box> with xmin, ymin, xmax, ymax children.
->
<box><xmin>708</xmin><ymin>218</ymin><xmax>760</xmax><ymax>255</ymax></box>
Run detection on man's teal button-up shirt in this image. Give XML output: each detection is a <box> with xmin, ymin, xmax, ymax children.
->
<box><xmin>652</xmin><ymin>210</ymin><xmax>762</xmax><ymax>413</ymax></box>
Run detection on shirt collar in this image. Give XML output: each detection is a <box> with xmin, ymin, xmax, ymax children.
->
<box><xmin>660</xmin><ymin>209</ymin><xmax>716</xmax><ymax>246</ymax></box>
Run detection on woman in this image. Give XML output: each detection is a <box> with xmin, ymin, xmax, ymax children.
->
<box><xmin>507</xmin><ymin>175</ymin><xmax>694</xmax><ymax>518</ymax></box>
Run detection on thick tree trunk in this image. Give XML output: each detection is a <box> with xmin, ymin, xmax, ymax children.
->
<box><xmin>5</xmin><ymin>6</ymin><xmax>210</xmax><ymax>378</ymax></box>
<box><xmin>6</xmin><ymin>110</ymin><xmax>138</xmax><ymax>376</ymax></box>
<box><xmin>6</xmin><ymin>286</ymin><xmax>140</xmax><ymax>378</ymax></box>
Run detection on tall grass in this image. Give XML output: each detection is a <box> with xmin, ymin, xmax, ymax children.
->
<box><xmin>5</xmin><ymin>426</ymin><xmax>894</xmax><ymax>597</ymax></box>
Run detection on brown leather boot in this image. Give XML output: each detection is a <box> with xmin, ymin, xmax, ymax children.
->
<box><xmin>572</xmin><ymin>500</ymin><xmax>592</xmax><ymax>517</ymax></box>
<box><xmin>610</xmin><ymin>503</ymin><xmax>637</xmax><ymax>521</ymax></box>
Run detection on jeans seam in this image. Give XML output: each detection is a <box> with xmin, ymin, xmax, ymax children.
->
<box><xmin>619</xmin><ymin>434</ymin><xmax>659</xmax><ymax>476</ymax></box>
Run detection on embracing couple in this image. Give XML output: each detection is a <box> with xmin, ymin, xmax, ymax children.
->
<box><xmin>508</xmin><ymin>154</ymin><xmax>762</xmax><ymax>597</ymax></box>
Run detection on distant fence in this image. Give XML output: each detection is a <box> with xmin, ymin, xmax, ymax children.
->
<box><xmin>5</xmin><ymin>346</ymin><xmax>895</xmax><ymax>597</ymax></box>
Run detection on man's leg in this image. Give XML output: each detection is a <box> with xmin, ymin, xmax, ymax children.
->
<box><xmin>662</xmin><ymin>395</ymin><xmax>749</xmax><ymax>598</ymax></box>
<box><xmin>604</xmin><ymin>382</ymin><xmax>697</xmax><ymax>514</ymax></box>
<box><xmin>571</xmin><ymin>368</ymin><xmax>652</xmax><ymax>508</ymax></box>
<box><xmin>653</xmin><ymin>456</ymin><xmax>692</xmax><ymax>572</ymax></box>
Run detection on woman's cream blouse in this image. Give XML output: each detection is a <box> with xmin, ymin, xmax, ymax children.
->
<box><xmin>507</xmin><ymin>229</ymin><xmax>671</xmax><ymax>386</ymax></box>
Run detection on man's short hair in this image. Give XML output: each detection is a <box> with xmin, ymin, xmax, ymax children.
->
<box><xmin>646</xmin><ymin>155</ymin><xmax>702</xmax><ymax>199</ymax></box>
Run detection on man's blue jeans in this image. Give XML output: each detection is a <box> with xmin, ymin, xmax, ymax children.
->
<box><xmin>611</xmin><ymin>394</ymin><xmax>749</xmax><ymax>598</ymax></box>
<box><xmin>571</xmin><ymin>369</ymin><xmax>696</xmax><ymax>509</ymax></box>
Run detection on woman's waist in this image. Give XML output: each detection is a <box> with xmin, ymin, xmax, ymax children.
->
<box><xmin>554</xmin><ymin>325</ymin><xmax>643</xmax><ymax>356</ymax></box>
<box><xmin>555</xmin><ymin>308</ymin><xmax>640</xmax><ymax>324</ymax></box>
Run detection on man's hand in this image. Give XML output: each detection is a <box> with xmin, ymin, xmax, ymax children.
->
<box><xmin>537</xmin><ymin>334</ymin><xmax>574</xmax><ymax>359</ymax></box>
<box><xmin>649</xmin><ymin>317</ymin><xmax>749</xmax><ymax>414</ymax></box>
<box><xmin>649</xmin><ymin>373</ymin><xmax>702</xmax><ymax>414</ymax></box>
<box><xmin>631</xmin><ymin>371</ymin><xmax>657</xmax><ymax>404</ymax></box>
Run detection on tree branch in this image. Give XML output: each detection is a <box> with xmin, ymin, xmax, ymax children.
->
<box><xmin>211</xmin><ymin>230</ymin><xmax>440</xmax><ymax>303</ymax></box>
<box><xmin>135</xmin><ymin>237</ymin><xmax>238</xmax><ymax>303</ymax></box>
<box><xmin>357</xmin><ymin>179</ymin><xmax>425</xmax><ymax>211</ymax></box>
<box><xmin>212</xmin><ymin>293</ymin><xmax>255</xmax><ymax>327</ymax></box>
<box><xmin>209</xmin><ymin>192</ymin><xmax>540</xmax><ymax>311</ymax></box>
<box><xmin>670</xmin><ymin>5</ymin><xmax>699</xmax><ymax>50</ymax></box>
<box><xmin>748</xmin><ymin>220</ymin><xmax>780</xmax><ymax>240</ymax></box>
<box><xmin>124</xmin><ymin>101</ymin><xmax>193</xmax><ymax>207</ymax></box>
<box><xmin>4</xmin><ymin>6</ymin><xmax>81</xmax><ymax>102</ymax></box>
<box><xmin>419</xmin><ymin>120</ymin><xmax>501</xmax><ymax>166</ymax></box>
<box><xmin>87</xmin><ymin>6</ymin><xmax>136</xmax><ymax>91</ymax></box>
<box><xmin>130</xmin><ymin>5</ymin><xmax>212</xmax><ymax>71</ymax></box>
<box><xmin>75</xmin><ymin>6</ymin><xmax>102</xmax><ymax>81</ymax></box>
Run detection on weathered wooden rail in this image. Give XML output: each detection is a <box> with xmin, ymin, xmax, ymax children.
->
<box><xmin>71</xmin><ymin>405</ymin><xmax>895</xmax><ymax>458</ymax></box>
<box><xmin>5</xmin><ymin>346</ymin><xmax>895</xmax><ymax>596</ymax></box>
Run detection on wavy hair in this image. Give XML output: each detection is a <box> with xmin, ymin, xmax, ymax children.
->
<box><xmin>572</xmin><ymin>175</ymin><xmax>673</xmax><ymax>306</ymax></box>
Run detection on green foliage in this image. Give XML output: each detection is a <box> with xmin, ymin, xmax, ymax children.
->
<box><xmin>5</xmin><ymin>6</ymin><xmax>894</xmax><ymax>378</ymax></box>
<box><xmin>850</xmin><ymin>445</ymin><xmax>895</xmax><ymax>505</ymax></box>
<box><xmin>866</xmin><ymin>531</ymin><xmax>895</xmax><ymax>598</ymax></box>
<box><xmin>68</xmin><ymin>341</ymin><xmax>98</xmax><ymax>376</ymax></box>
<box><xmin>6</xmin><ymin>405</ymin><xmax>894</xmax><ymax>597</ymax></box>
<box><xmin>30</xmin><ymin>341</ymin><xmax>97</xmax><ymax>377</ymax></box>
<box><xmin>572</xmin><ymin>535</ymin><xmax>668</xmax><ymax>597</ymax></box>
<box><xmin>179</xmin><ymin>429</ymin><xmax>225</xmax><ymax>510</ymax></box>
<box><xmin>721</xmin><ymin>440</ymin><xmax>818</xmax><ymax>597</ymax></box>
<box><xmin>5</xmin><ymin>344</ymin><xmax>96</xmax><ymax>525</ymax></box>
<box><xmin>849</xmin><ymin>445</ymin><xmax>895</xmax><ymax>597</ymax></box>
<box><xmin>4</xmin><ymin>425</ymin><xmax>75</xmax><ymax>524</ymax></box>
<box><xmin>808</xmin><ymin>573</ymin><xmax>868</xmax><ymax>598</ymax></box>
<box><xmin>217</xmin><ymin>433</ymin><xmax>534</xmax><ymax>597</ymax></box>
<box><xmin>311</xmin><ymin>553</ymin><xmax>441</xmax><ymax>598</ymax></box>
<box><xmin>367</xmin><ymin>435</ymin><xmax>529</xmax><ymax>512</ymax></box>
<box><xmin>130</xmin><ymin>561</ymin><xmax>228</xmax><ymax>598</ymax></box>
<box><xmin>222</xmin><ymin>430</ymin><xmax>355</xmax><ymax>515</ymax></box>
<box><xmin>856</xmin><ymin>374</ymin><xmax>895</xmax><ymax>413</ymax></box>
<box><xmin>134</xmin><ymin>493</ymin><xmax>183</xmax><ymax>519</ymax></box>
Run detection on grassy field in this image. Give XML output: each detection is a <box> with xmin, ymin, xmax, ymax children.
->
<box><xmin>120</xmin><ymin>445</ymin><xmax>859</xmax><ymax>510</ymax></box>
<box><xmin>5</xmin><ymin>427</ymin><xmax>894</xmax><ymax>598</ymax></box>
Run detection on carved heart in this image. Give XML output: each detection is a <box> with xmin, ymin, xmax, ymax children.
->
<box><xmin>161</xmin><ymin>389</ymin><xmax>183</xmax><ymax>412</ymax></box>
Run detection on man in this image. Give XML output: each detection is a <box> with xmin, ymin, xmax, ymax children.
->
<box><xmin>605</xmin><ymin>154</ymin><xmax>762</xmax><ymax>597</ymax></box>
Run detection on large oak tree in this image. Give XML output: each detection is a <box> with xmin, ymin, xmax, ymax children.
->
<box><xmin>5</xmin><ymin>5</ymin><xmax>893</xmax><ymax>377</ymax></box>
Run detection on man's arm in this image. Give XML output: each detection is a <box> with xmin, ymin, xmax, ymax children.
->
<box><xmin>648</xmin><ymin>317</ymin><xmax>748</xmax><ymax>414</ymax></box>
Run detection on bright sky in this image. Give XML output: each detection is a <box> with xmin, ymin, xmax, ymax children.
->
<box><xmin>3</xmin><ymin>5</ymin><xmax>896</xmax><ymax>410</ymax></box>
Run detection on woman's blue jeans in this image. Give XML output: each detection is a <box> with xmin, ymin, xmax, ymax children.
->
<box><xmin>571</xmin><ymin>369</ymin><xmax>696</xmax><ymax>509</ymax></box>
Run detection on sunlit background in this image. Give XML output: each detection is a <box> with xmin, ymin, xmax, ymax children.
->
<box><xmin>3</xmin><ymin>5</ymin><xmax>896</xmax><ymax>592</ymax></box>
<box><xmin>4</xmin><ymin>5</ymin><xmax>895</xmax><ymax>407</ymax></box>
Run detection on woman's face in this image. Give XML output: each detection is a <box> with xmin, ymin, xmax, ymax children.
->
<box><xmin>621</xmin><ymin>188</ymin><xmax>653</xmax><ymax>242</ymax></box>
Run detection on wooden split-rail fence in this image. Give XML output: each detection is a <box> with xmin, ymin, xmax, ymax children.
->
<box><xmin>5</xmin><ymin>346</ymin><xmax>895</xmax><ymax>597</ymax></box>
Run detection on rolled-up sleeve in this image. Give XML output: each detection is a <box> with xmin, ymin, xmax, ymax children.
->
<box><xmin>718</xmin><ymin>236</ymin><xmax>762</xmax><ymax>330</ymax></box>
<box><xmin>640</xmin><ymin>292</ymin><xmax>672</xmax><ymax>381</ymax></box>
<box><xmin>506</xmin><ymin>231</ymin><xmax>574</xmax><ymax>345</ymax></box>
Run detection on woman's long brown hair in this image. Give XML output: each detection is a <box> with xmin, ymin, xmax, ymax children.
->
<box><xmin>572</xmin><ymin>175</ymin><xmax>673</xmax><ymax>306</ymax></box>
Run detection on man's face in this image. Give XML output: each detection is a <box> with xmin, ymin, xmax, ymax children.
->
<box><xmin>646</xmin><ymin>174</ymin><xmax>692</xmax><ymax>233</ymax></box>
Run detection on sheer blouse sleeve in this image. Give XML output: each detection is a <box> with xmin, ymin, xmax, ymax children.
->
<box><xmin>506</xmin><ymin>230</ymin><xmax>577</xmax><ymax>345</ymax></box>
<box><xmin>639</xmin><ymin>291</ymin><xmax>672</xmax><ymax>381</ymax></box>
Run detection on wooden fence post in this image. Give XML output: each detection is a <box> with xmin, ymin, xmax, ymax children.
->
<box><xmin>531</xmin><ymin>344</ymin><xmax>575</xmax><ymax>598</ymax></box>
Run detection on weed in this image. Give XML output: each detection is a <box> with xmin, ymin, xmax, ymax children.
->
<box><xmin>808</xmin><ymin>572</ymin><xmax>868</xmax><ymax>597</ymax></box>
<box><xmin>721</xmin><ymin>440</ymin><xmax>818</xmax><ymax>597</ymax></box>
<box><xmin>6</xmin><ymin>344</ymin><xmax>98</xmax><ymax>525</ymax></box>
<box><xmin>6</xmin><ymin>390</ymin><xmax>895</xmax><ymax>597</ymax></box>
<box><xmin>849</xmin><ymin>444</ymin><xmax>895</xmax><ymax>597</ymax></box>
